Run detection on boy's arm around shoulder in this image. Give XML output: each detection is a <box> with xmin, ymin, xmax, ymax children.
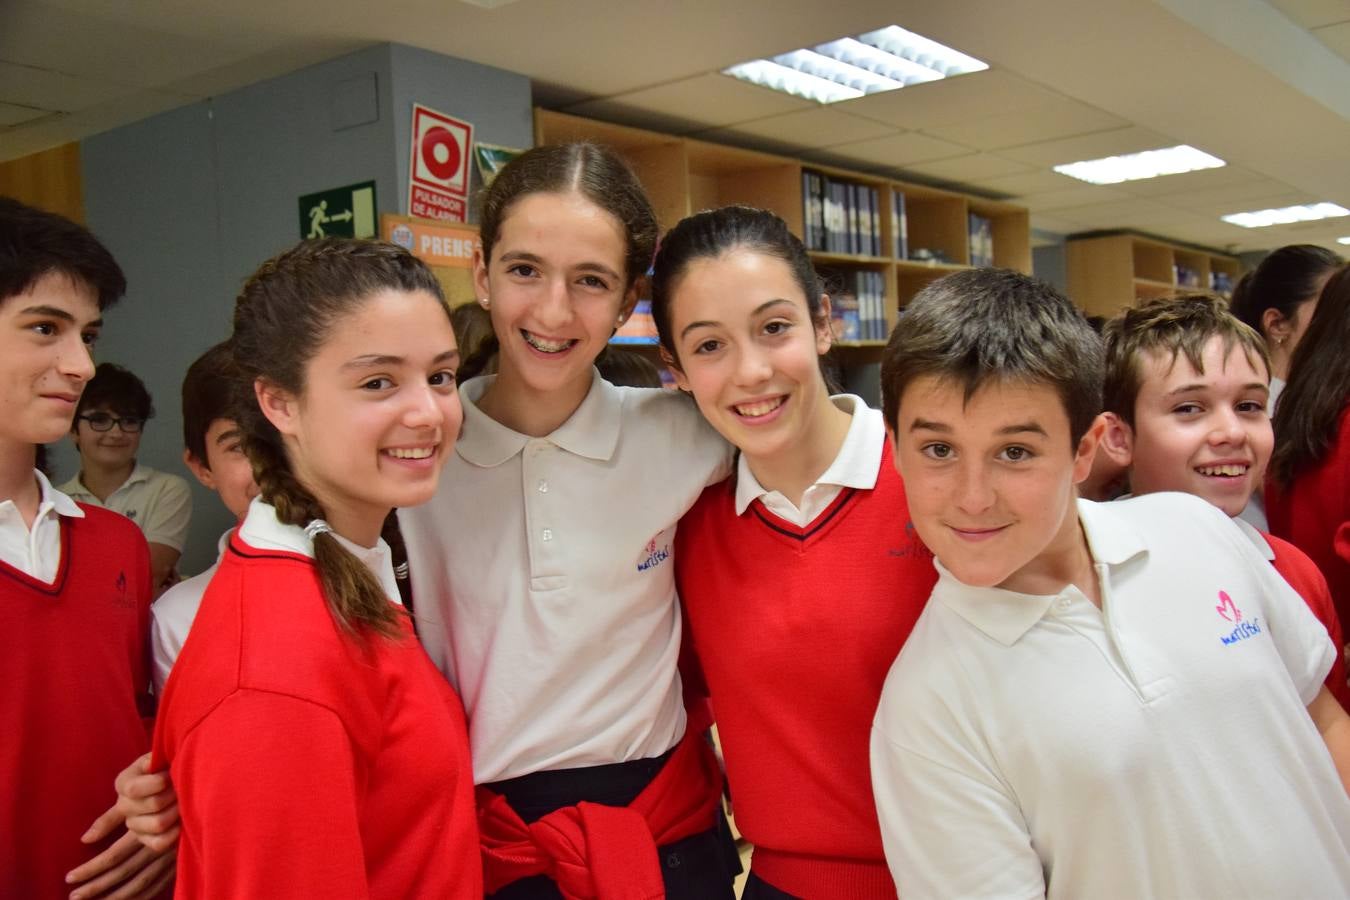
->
<box><xmin>868</xmin><ymin>612</ymin><xmax>1046</xmax><ymax>900</ymax></box>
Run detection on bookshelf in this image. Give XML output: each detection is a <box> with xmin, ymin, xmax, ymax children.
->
<box><xmin>534</xmin><ymin>109</ymin><xmax>1033</xmax><ymax>357</ymax></box>
<box><xmin>1065</xmin><ymin>232</ymin><xmax>1244</xmax><ymax>318</ymax></box>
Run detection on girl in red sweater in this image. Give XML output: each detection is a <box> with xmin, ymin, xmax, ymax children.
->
<box><xmin>650</xmin><ymin>206</ymin><xmax>937</xmax><ymax>899</ymax></box>
<box><xmin>1269</xmin><ymin>264</ymin><xmax>1350</xmax><ymax>648</ymax></box>
<box><xmin>150</xmin><ymin>239</ymin><xmax>481</xmax><ymax>898</ymax></box>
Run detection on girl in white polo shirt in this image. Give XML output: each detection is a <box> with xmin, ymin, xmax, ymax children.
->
<box><xmin>116</xmin><ymin>145</ymin><xmax>735</xmax><ymax>896</ymax></box>
<box><xmin>399</xmin><ymin>143</ymin><xmax>734</xmax><ymax>899</ymax></box>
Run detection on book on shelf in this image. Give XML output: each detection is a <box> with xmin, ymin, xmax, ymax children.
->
<box><xmin>892</xmin><ymin>192</ymin><xmax>908</xmax><ymax>260</ymax></box>
<box><xmin>802</xmin><ymin>170</ymin><xmax>884</xmax><ymax>258</ymax></box>
<box><xmin>968</xmin><ymin>213</ymin><xmax>994</xmax><ymax>268</ymax></box>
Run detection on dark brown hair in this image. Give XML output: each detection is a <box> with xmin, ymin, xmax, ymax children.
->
<box><xmin>181</xmin><ymin>341</ymin><xmax>240</xmax><ymax>464</ymax></box>
<box><xmin>74</xmin><ymin>362</ymin><xmax>153</xmax><ymax>425</ymax></box>
<box><xmin>650</xmin><ymin>206</ymin><xmax>824</xmax><ymax>365</ymax></box>
<box><xmin>1229</xmin><ymin>244</ymin><xmax>1341</xmax><ymax>340</ymax></box>
<box><xmin>1270</xmin><ymin>264</ymin><xmax>1350</xmax><ymax>485</ymax></box>
<box><xmin>0</xmin><ymin>196</ymin><xmax>126</xmax><ymax>310</ymax></box>
<box><xmin>231</xmin><ymin>237</ymin><xmax>447</xmax><ymax>639</ymax></box>
<box><xmin>1102</xmin><ymin>293</ymin><xmax>1270</xmax><ymax>427</ymax></box>
<box><xmin>880</xmin><ymin>268</ymin><xmax>1103</xmax><ymax>447</ymax></box>
<box><xmin>458</xmin><ymin>142</ymin><xmax>658</xmax><ymax>381</ymax></box>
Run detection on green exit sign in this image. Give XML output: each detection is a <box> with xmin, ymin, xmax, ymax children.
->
<box><xmin>298</xmin><ymin>181</ymin><xmax>377</xmax><ymax>239</ymax></box>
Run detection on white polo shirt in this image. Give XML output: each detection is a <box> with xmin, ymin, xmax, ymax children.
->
<box><xmin>734</xmin><ymin>394</ymin><xmax>884</xmax><ymax>527</ymax></box>
<box><xmin>871</xmin><ymin>492</ymin><xmax>1350</xmax><ymax>900</ymax></box>
<box><xmin>150</xmin><ymin>529</ymin><xmax>231</xmax><ymax>694</ymax></box>
<box><xmin>59</xmin><ymin>464</ymin><xmax>192</xmax><ymax>551</ymax></box>
<box><xmin>0</xmin><ymin>469</ymin><xmax>84</xmax><ymax>582</ymax></box>
<box><xmin>399</xmin><ymin>370</ymin><xmax>731</xmax><ymax>783</ymax></box>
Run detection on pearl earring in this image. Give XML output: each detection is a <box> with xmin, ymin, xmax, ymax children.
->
<box><xmin>479</xmin><ymin>297</ymin><xmax>490</xmax><ymax>308</ymax></box>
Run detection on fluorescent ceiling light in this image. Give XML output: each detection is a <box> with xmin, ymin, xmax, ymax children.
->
<box><xmin>1338</xmin><ymin>236</ymin><xmax>1350</xmax><ymax>245</ymax></box>
<box><xmin>1053</xmin><ymin>145</ymin><xmax>1225</xmax><ymax>185</ymax></box>
<box><xmin>1221</xmin><ymin>202</ymin><xmax>1350</xmax><ymax>228</ymax></box>
<box><xmin>723</xmin><ymin>25</ymin><xmax>987</xmax><ymax>104</ymax></box>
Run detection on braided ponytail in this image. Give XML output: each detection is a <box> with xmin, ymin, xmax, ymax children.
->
<box><xmin>230</xmin><ymin>238</ymin><xmax>448</xmax><ymax>640</ymax></box>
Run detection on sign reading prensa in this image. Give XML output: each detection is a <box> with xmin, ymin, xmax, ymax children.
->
<box><xmin>408</xmin><ymin>104</ymin><xmax>474</xmax><ymax>222</ymax></box>
<box><xmin>381</xmin><ymin>214</ymin><xmax>479</xmax><ymax>269</ymax></box>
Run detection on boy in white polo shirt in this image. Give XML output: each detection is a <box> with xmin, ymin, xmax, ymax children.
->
<box><xmin>1096</xmin><ymin>293</ymin><xmax>1350</xmax><ymax>709</ymax></box>
<box><xmin>870</xmin><ymin>268</ymin><xmax>1350</xmax><ymax>899</ymax></box>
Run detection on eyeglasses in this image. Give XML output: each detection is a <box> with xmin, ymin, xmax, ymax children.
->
<box><xmin>79</xmin><ymin>413</ymin><xmax>145</xmax><ymax>433</ymax></box>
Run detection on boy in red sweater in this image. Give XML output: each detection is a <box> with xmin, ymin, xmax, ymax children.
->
<box><xmin>1096</xmin><ymin>293</ymin><xmax>1349</xmax><ymax>708</ymax></box>
<box><xmin>0</xmin><ymin>197</ymin><xmax>169</xmax><ymax>899</ymax></box>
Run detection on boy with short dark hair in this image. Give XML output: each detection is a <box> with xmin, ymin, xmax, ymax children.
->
<box><xmin>0</xmin><ymin>197</ymin><xmax>172</xmax><ymax>898</ymax></box>
<box><xmin>1098</xmin><ymin>293</ymin><xmax>1349</xmax><ymax>708</ymax></box>
<box><xmin>60</xmin><ymin>361</ymin><xmax>192</xmax><ymax>593</ymax></box>
<box><xmin>149</xmin><ymin>340</ymin><xmax>257</xmax><ymax>692</ymax></box>
<box><xmin>870</xmin><ymin>268</ymin><xmax>1350</xmax><ymax>898</ymax></box>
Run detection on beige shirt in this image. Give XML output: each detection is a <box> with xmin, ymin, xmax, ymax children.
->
<box><xmin>60</xmin><ymin>464</ymin><xmax>193</xmax><ymax>550</ymax></box>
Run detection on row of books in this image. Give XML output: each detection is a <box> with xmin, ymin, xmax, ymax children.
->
<box><xmin>828</xmin><ymin>269</ymin><xmax>889</xmax><ymax>343</ymax></box>
<box><xmin>802</xmin><ymin>172</ymin><xmax>883</xmax><ymax>257</ymax></box>
<box><xmin>968</xmin><ymin>213</ymin><xmax>995</xmax><ymax>268</ymax></box>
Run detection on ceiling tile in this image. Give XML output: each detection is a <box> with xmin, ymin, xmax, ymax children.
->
<box><xmin>702</xmin><ymin>107</ymin><xmax>895</xmax><ymax>150</ymax></box>
<box><xmin>1019</xmin><ymin>185</ymin><xmax>1133</xmax><ymax>212</ymax></box>
<box><xmin>1030</xmin><ymin>213</ymin><xmax>1090</xmax><ymax>236</ymax></box>
<box><xmin>1162</xmin><ymin>182</ymin><xmax>1312</xmax><ymax>216</ymax></box>
<box><xmin>566</xmin><ymin>73</ymin><xmax>814</xmax><ymax>132</ymax></box>
<box><xmin>1313</xmin><ymin>20</ymin><xmax>1350</xmax><ymax>59</ymax></box>
<box><xmin>0</xmin><ymin>61</ymin><xmax>134</xmax><ymax>111</ymax></box>
<box><xmin>841</xmin><ymin>69</ymin><xmax>1062</xmax><ymax>129</ymax></box>
<box><xmin>999</xmin><ymin>126</ymin><xmax>1176</xmax><ymax>168</ymax></box>
<box><xmin>900</xmin><ymin>153</ymin><xmax>1035</xmax><ymax>183</ymax></box>
<box><xmin>1268</xmin><ymin>0</ymin><xmax>1350</xmax><ymax>29</ymax></box>
<box><xmin>819</xmin><ymin>131</ymin><xmax>971</xmax><ymax>167</ymax></box>
<box><xmin>921</xmin><ymin>99</ymin><xmax>1129</xmax><ymax>151</ymax></box>
<box><xmin>971</xmin><ymin>170</ymin><xmax>1083</xmax><ymax>196</ymax></box>
<box><xmin>1110</xmin><ymin>164</ymin><xmax>1267</xmax><ymax>198</ymax></box>
<box><xmin>0</xmin><ymin>101</ymin><xmax>52</xmax><ymax>127</ymax></box>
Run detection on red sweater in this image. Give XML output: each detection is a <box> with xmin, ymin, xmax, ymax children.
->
<box><xmin>1268</xmin><ymin>404</ymin><xmax>1350</xmax><ymax>642</ymax></box>
<box><xmin>1265</xmin><ymin>530</ymin><xmax>1350</xmax><ymax>709</ymax></box>
<box><xmin>676</xmin><ymin>439</ymin><xmax>936</xmax><ymax>899</ymax></box>
<box><xmin>152</xmin><ymin>534</ymin><xmax>480</xmax><ymax>899</ymax></box>
<box><xmin>1</xmin><ymin>506</ymin><xmax>152</xmax><ymax>899</ymax></box>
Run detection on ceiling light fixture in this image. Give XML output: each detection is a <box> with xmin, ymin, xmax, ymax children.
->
<box><xmin>1053</xmin><ymin>145</ymin><xmax>1225</xmax><ymax>185</ymax></box>
<box><xmin>1338</xmin><ymin>236</ymin><xmax>1350</xmax><ymax>245</ymax></box>
<box><xmin>1221</xmin><ymin>203</ymin><xmax>1350</xmax><ymax>228</ymax></box>
<box><xmin>722</xmin><ymin>25</ymin><xmax>988</xmax><ymax>105</ymax></box>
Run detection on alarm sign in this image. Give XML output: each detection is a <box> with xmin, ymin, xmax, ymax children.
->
<box><xmin>408</xmin><ymin>104</ymin><xmax>474</xmax><ymax>222</ymax></box>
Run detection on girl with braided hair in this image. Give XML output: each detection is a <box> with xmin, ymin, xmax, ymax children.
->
<box><xmin>149</xmin><ymin>238</ymin><xmax>481</xmax><ymax>898</ymax></box>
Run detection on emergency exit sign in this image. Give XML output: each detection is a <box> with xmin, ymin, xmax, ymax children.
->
<box><xmin>298</xmin><ymin>181</ymin><xmax>377</xmax><ymax>240</ymax></box>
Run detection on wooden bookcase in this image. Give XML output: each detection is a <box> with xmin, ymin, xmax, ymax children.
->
<box><xmin>1066</xmin><ymin>232</ymin><xmax>1244</xmax><ymax>318</ymax></box>
<box><xmin>535</xmin><ymin>109</ymin><xmax>1032</xmax><ymax>361</ymax></box>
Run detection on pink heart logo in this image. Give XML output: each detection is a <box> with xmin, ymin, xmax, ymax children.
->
<box><xmin>1216</xmin><ymin>590</ymin><xmax>1242</xmax><ymax>623</ymax></box>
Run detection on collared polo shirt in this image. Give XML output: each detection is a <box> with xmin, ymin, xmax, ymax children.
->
<box><xmin>60</xmin><ymin>464</ymin><xmax>192</xmax><ymax>550</ymax></box>
<box><xmin>150</xmin><ymin>529</ymin><xmax>231</xmax><ymax>694</ymax></box>
<box><xmin>735</xmin><ymin>394</ymin><xmax>884</xmax><ymax>527</ymax></box>
<box><xmin>871</xmin><ymin>492</ymin><xmax>1350</xmax><ymax>899</ymax></box>
<box><xmin>400</xmin><ymin>370</ymin><xmax>731</xmax><ymax>782</ymax></box>
<box><xmin>0</xmin><ymin>469</ymin><xmax>84</xmax><ymax>582</ymax></box>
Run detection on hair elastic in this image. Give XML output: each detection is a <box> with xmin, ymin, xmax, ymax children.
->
<box><xmin>304</xmin><ymin>519</ymin><xmax>334</xmax><ymax>541</ymax></box>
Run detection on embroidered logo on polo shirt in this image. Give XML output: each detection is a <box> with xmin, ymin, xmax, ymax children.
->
<box><xmin>637</xmin><ymin>536</ymin><xmax>671</xmax><ymax>572</ymax></box>
<box><xmin>887</xmin><ymin>520</ymin><xmax>934</xmax><ymax>559</ymax></box>
<box><xmin>112</xmin><ymin>570</ymin><xmax>134</xmax><ymax>608</ymax></box>
<box><xmin>1217</xmin><ymin>590</ymin><xmax>1261</xmax><ymax>645</ymax></box>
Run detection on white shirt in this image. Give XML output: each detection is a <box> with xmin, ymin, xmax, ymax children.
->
<box><xmin>150</xmin><ymin>529</ymin><xmax>231</xmax><ymax>694</ymax></box>
<box><xmin>0</xmin><ymin>469</ymin><xmax>85</xmax><ymax>582</ymax></box>
<box><xmin>59</xmin><ymin>464</ymin><xmax>193</xmax><ymax>550</ymax></box>
<box><xmin>237</xmin><ymin>496</ymin><xmax>402</xmax><ymax>605</ymax></box>
<box><xmin>399</xmin><ymin>370</ymin><xmax>731</xmax><ymax>782</ymax></box>
<box><xmin>871</xmin><ymin>492</ymin><xmax>1350</xmax><ymax>900</ymax></box>
<box><xmin>734</xmin><ymin>394</ymin><xmax>884</xmax><ymax>527</ymax></box>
